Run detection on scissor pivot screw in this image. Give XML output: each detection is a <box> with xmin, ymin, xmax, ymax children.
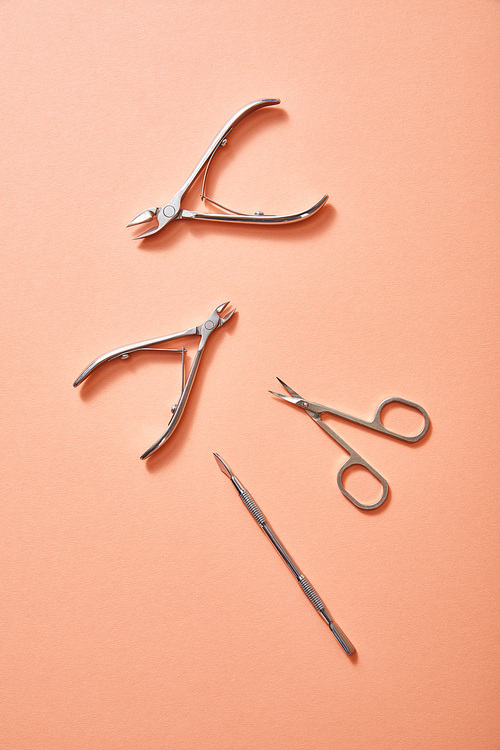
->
<box><xmin>205</xmin><ymin>320</ymin><xmax>215</xmax><ymax>330</ymax></box>
<box><xmin>163</xmin><ymin>205</ymin><xmax>176</xmax><ymax>218</ymax></box>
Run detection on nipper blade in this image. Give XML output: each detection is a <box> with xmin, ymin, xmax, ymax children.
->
<box><xmin>132</xmin><ymin>225</ymin><xmax>162</xmax><ymax>240</ymax></box>
<box><xmin>216</xmin><ymin>301</ymin><xmax>236</xmax><ymax>324</ymax></box>
<box><xmin>127</xmin><ymin>209</ymin><xmax>157</xmax><ymax>227</ymax></box>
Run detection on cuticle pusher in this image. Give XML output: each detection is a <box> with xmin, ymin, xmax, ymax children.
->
<box><xmin>213</xmin><ymin>453</ymin><xmax>355</xmax><ymax>655</ymax></box>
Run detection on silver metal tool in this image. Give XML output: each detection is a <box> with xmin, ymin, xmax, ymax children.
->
<box><xmin>128</xmin><ymin>99</ymin><xmax>328</xmax><ymax>239</ymax></box>
<box><xmin>73</xmin><ymin>303</ymin><xmax>236</xmax><ymax>459</ymax></box>
<box><xmin>213</xmin><ymin>453</ymin><xmax>355</xmax><ymax>655</ymax></box>
<box><xmin>270</xmin><ymin>379</ymin><xmax>430</xmax><ymax>510</ymax></box>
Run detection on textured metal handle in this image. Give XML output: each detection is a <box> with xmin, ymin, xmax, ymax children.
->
<box><xmin>240</xmin><ymin>490</ymin><xmax>266</xmax><ymax>525</ymax></box>
<box><xmin>298</xmin><ymin>576</ymin><xmax>325</xmax><ymax>610</ymax></box>
<box><xmin>299</xmin><ymin>576</ymin><xmax>355</xmax><ymax>654</ymax></box>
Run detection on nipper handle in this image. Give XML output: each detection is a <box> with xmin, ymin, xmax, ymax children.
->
<box><xmin>179</xmin><ymin>99</ymin><xmax>280</xmax><ymax>198</ymax></box>
<box><xmin>73</xmin><ymin>327</ymin><xmax>197</xmax><ymax>387</ymax></box>
<box><xmin>180</xmin><ymin>195</ymin><xmax>328</xmax><ymax>224</ymax></box>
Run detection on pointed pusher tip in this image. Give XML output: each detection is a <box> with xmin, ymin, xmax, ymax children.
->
<box><xmin>213</xmin><ymin>453</ymin><xmax>233</xmax><ymax>479</ymax></box>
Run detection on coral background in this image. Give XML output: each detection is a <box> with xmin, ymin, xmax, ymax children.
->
<box><xmin>1</xmin><ymin>1</ymin><xmax>499</xmax><ymax>748</ymax></box>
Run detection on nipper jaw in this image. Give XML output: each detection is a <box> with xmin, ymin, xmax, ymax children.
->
<box><xmin>127</xmin><ymin>190</ymin><xmax>184</xmax><ymax>240</ymax></box>
<box><xmin>73</xmin><ymin>302</ymin><xmax>236</xmax><ymax>459</ymax></box>
<box><xmin>197</xmin><ymin>301</ymin><xmax>236</xmax><ymax>345</ymax></box>
<box><xmin>127</xmin><ymin>98</ymin><xmax>328</xmax><ymax>239</ymax></box>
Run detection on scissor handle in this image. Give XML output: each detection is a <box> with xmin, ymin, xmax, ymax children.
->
<box><xmin>370</xmin><ymin>397</ymin><xmax>429</xmax><ymax>442</ymax></box>
<box><xmin>337</xmin><ymin>454</ymin><xmax>389</xmax><ymax>511</ymax></box>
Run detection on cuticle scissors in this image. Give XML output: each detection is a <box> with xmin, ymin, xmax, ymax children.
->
<box><xmin>128</xmin><ymin>99</ymin><xmax>328</xmax><ymax>239</ymax></box>
<box><xmin>270</xmin><ymin>378</ymin><xmax>430</xmax><ymax>510</ymax></box>
<box><xmin>73</xmin><ymin>302</ymin><xmax>236</xmax><ymax>460</ymax></box>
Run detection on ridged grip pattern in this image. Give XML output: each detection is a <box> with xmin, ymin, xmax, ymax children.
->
<box><xmin>298</xmin><ymin>576</ymin><xmax>325</xmax><ymax>610</ymax></box>
<box><xmin>240</xmin><ymin>490</ymin><xmax>266</xmax><ymax>525</ymax></box>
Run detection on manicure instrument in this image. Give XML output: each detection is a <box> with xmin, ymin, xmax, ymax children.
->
<box><xmin>128</xmin><ymin>99</ymin><xmax>328</xmax><ymax>239</ymax></box>
<box><xmin>73</xmin><ymin>303</ymin><xmax>236</xmax><ymax>460</ymax></box>
<box><xmin>270</xmin><ymin>379</ymin><xmax>430</xmax><ymax>510</ymax></box>
<box><xmin>213</xmin><ymin>453</ymin><xmax>355</xmax><ymax>655</ymax></box>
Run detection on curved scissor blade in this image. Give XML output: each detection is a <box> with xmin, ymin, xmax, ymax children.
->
<box><xmin>275</xmin><ymin>377</ymin><xmax>303</xmax><ymax>399</ymax></box>
<box><xmin>270</xmin><ymin>378</ymin><xmax>312</xmax><ymax>412</ymax></box>
<box><xmin>269</xmin><ymin>390</ymin><xmax>294</xmax><ymax>402</ymax></box>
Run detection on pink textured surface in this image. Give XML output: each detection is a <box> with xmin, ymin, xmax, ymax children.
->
<box><xmin>1</xmin><ymin>1</ymin><xmax>499</xmax><ymax>748</ymax></box>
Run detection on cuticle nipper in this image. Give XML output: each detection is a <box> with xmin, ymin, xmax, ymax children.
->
<box><xmin>128</xmin><ymin>99</ymin><xmax>328</xmax><ymax>239</ymax></box>
<box><xmin>73</xmin><ymin>302</ymin><xmax>236</xmax><ymax>460</ymax></box>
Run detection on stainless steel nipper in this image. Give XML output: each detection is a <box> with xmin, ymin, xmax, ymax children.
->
<box><xmin>128</xmin><ymin>99</ymin><xmax>328</xmax><ymax>239</ymax></box>
<box><xmin>73</xmin><ymin>303</ymin><xmax>236</xmax><ymax>459</ymax></box>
